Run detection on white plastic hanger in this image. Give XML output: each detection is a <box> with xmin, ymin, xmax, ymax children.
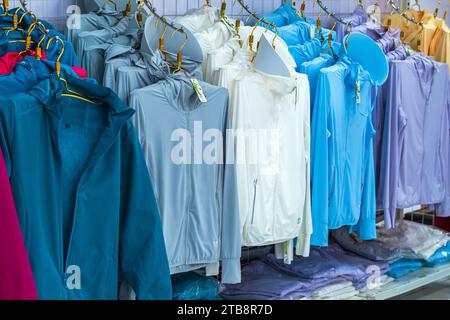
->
<box><xmin>253</xmin><ymin>33</ymin><xmax>293</xmax><ymax>78</ymax></box>
<box><xmin>141</xmin><ymin>13</ymin><xmax>204</xmax><ymax>64</ymax></box>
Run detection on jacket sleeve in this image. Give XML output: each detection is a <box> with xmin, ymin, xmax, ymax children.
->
<box><xmin>119</xmin><ymin>126</ymin><xmax>172</xmax><ymax>300</ymax></box>
<box><xmin>297</xmin><ymin>76</ymin><xmax>313</xmax><ymax>256</ymax></box>
<box><xmin>0</xmin><ymin>98</ymin><xmax>14</xmax><ymax>176</ymax></box>
<box><xmin>352</xmin><ymin>118</ymin><xmax>377</xmax><ymax>240</ymax></box>
<box><xmin>220</xmin><ymin>92</ymin><xmax>242</xmax><ymax>284</ymax></box>
<box><xmin>310</xmin><ymin>74</ymin><xmax>331</xmax><ymax>246</ymax></box>
<box><xmin>437</xmin><ymin>80</ymin><xmax>450</xmax><ymax>216</ymax></box>
<box><xmin>379</xmin><ymin>64</ymin><xmax>403</xmax><ymax>229</ymax></box>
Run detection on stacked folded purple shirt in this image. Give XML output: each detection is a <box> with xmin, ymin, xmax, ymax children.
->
<box><xmin>220</xmin><ymin>245</ymin><xmax>389</xmax><ymax>300</ymax></box>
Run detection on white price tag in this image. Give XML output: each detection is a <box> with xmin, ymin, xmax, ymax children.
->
<box><xmin>309</xmin><ymin>24</ymin><xmax>315</xmax><ymax>39</ymax></box>
<box><xmin>191</xmin><ymin>78</ymin><xmax>207</xmax><ymax>103</ymax></box>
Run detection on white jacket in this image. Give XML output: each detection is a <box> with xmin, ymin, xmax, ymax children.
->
<box><xmin>218</xmin><ymin>49</ymin><xmax>312</xmax><ymax>256</ymax></box>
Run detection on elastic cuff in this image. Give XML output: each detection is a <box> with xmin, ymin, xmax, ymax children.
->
<box><xmin>221</xmin><ymin>258</ymin><xmax>241</xmax><ymax>284</ymax></box>
<box><xmin>296</xmin><ymin>234</ymin><xmax>311</xmax><ymax>257</ymax></box>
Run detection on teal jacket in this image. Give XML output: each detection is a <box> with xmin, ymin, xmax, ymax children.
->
<box><xmin>0</xmin><ymin>73</ymin><xmax>172</xmax><ymax>300</ymax></box>
<box><xmin>0</xmin><ymin>8</ymin><xmax>77</xmax><ymax>66</ymax></box>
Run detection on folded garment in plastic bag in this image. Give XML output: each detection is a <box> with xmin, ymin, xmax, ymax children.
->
<box><xmin>332</xmin><ymin>227</ymin><xmax>405</xmax><ymax>262</ymax></box>
<box><xmin>172</xmin><ymin>272</ymin><xmax>219</xmax><ymax>300</ymax></box>
<box><xmin>425</xmin><ymin>242</ymin><xmax>450</xmax><ymax>266</ymax></box>
<box><xmin>386</xmin><ymin>242</ymin><xmax>450</xmax><ymax>278</ymax></box>
<box><xmin>377</xmin><ymin>220</ymin><xmax>450</xmax><ymax>260</ymax></box>
<box><xmin>387</xmin><ymin>259</ymin><xmax>425</xmax><ymax>278</ymax></box>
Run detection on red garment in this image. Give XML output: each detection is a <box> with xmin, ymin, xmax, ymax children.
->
<box><xmin>0</xmin><ymin>149</ymin><xmax>38</xmax><ymax>300</ymax></box>
<box><xmin>435</xmin><ymin>217</ymin><xmax>450</xmax><ymax>232</ymax></box>
<box><xmin>0</xmin><ymin>50</ymin><xmax>47</xmax><ymax>75</ymax></box>
<box><xmin>0</xmin><ymin>51</ymin><xmax>87</xmax><ymax>79</ymax></box>
<box><xmin>70</xmin><ymin>66</ymin><xmax>87</xmax><ymax>79</ymax></box>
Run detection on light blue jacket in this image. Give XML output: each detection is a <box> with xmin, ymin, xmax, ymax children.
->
<box><xmin>311</xmin><ymin>54</ymin><xmax>377</xmax><ymax>246</ymax></box>
<box><xmin>129</xmin><ymin>71</ymin><xmax>241</xmax><ymax>284</ymax></box>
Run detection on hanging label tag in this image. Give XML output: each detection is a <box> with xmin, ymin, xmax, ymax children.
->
<box><xmin>406</xmin><ymin>49</ymin><xmax>411</xmax><ymax>57</ymax></box>
<box><xmin>355</xmin><ymin>80</ymin><xmax>361</xmax><ymax>105</ymax></box>
<box><xmin>191</xmin><ymin>78</ymin><xmax>207</xmax><ymax>103</ymax></box>
<box><xmin>221</xmin><ymin>16</ymin><xmax>236</xmax><ymax>34</ymax></box>
<box><xmin>309</xmin><ymin>24</ymin><xmax>315</xmax><ymax>39</ymax></box>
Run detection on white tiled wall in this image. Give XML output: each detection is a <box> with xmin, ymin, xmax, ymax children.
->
<box><xmin>10</xmin><ymin>0</ymin><xmax>391</xmax><ymax>16</ymax></box>
<box><xmin>7</xmin><ymin>0</ymin><xmax>395</xmax><ymax>29</ymax></box>
<box><xmin>124</xmin><ymin>0</ymin><xmax>389</xmax><ymax>17</ymax></box>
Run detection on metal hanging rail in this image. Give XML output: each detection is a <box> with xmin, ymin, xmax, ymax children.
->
<box><xmin>141</xmin><ymin>0</ymin><xmax>188</xmax><ymax>35</ymax></box>
<box><xmin>315</xmin><ymin>0</ymin><xmax>351</xmax><ymax>26</ymax></box>
<box><xmin>385</xmin><ymin>0</ymin><xmax>423</xmax><ymax>26</ymax></box>
<box><xmin>234</xmin><ymin>0</ymin><xmax>275</xmax><ymax>28</ymax></box>
<box><xmin>315</xmin><ymin>0</ymin><xmax>422</xmax><ymax>28</ymax></box>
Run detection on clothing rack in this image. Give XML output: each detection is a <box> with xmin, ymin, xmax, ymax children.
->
<box><xmin>141</xmin><ymin>0</ymin><xmax>188</xmax><ymax>36</ymax></box>
<box><xmin>386</xmin><ymin>0</ymin><xmax>423</xmax><ymax>26</ymax></box>
<box><xmin>234</xmin><ymin>0</ymin><xmax>276</xmax><ymax>28</ymax></box>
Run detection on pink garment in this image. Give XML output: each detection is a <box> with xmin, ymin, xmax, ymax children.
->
<box><xmin>70</xmin><ymin>66</ymin><xmax>87</xmax><ymax>79</ymax></box>
<box><xmin>0</xmin><ymin>50</ymin><xmax>48</xmax><ymax>75</ymax></box>
<box><xmin>0</xmin><ymin>149</ymin><xmax>38</xmax><ymax>300</ymax></box>
<box><xmin>0</xmin><ymin>51</ymin><xmax>88</xmax><ymax>79</ymax></box>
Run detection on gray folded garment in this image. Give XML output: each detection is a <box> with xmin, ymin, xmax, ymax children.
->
<box><xmin>332</xmin><ymin>226</ymin><xmax>408</xmax><ymax>262</ymax></box>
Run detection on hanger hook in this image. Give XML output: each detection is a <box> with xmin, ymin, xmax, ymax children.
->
<box><xmin>271</xmin><ymin>23</ymin><xmax>278</xmax><ymax>49</ymax></box>
<box><xmin>344</xmin><ymin>23</ymin><xmax>352</xmax><ymax>50</ymax></box>
<box><xmin>174</xmin><ymin>29</ymin><xmax>188</xmax><ymax>73</ymax></box>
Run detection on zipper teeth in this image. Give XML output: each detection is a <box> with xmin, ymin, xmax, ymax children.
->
<box><xmin>185</xmin><ymin>112</ymin><xmax>191</xmax><ymax>266</ymax></box>
<box><xmin>250</xmin><ymin>178</ymin><xmax>258</xmax><ymax>224</ymax></box>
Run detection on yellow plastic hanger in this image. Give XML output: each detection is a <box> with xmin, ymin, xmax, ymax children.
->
<box><xmin>52</xmin><ymin>38</ymin><xmax>100</xmax><ymax>105</ymax></box>
<box><xmin>155</xmin><ymin>16</ymin><xmax>169</xmax><ymax>61</ymax></box>
<box><xmin>434</xmin><ymin>0</ymin><xmax>442</xmax><ymax>17</ymax></box>
<box><xmin>172</xmin><ymin>30</ymin><xmax>189</xmax><ymax>74</ymax></box>
<box><xmin>443</xmin><ymin>0</ymin><xmax>450</xmax><ymax>19</ymax></box>
<box><xmin>1</xmin><ymin>0</ymin><xmax>11</xmax><ymax>16</ymax></box>
<box><xmin>412</xmin><ymin>0</ymin><xmax>421</xmax><ymax>11</ymax></box>
<box><xmin>314</xmin><ymin>7</ymin><xmax>325</xmax><ymax>42</ymax></box>
<box><xmin>3</xmin><ymin>7</ymin><xmax>25</xmax><ymax>36</ymax></box>
<box><xmin>17</xmin><ymin>20</ymin><xmax>39</xmax><ymax>56</ymax></box>
<box><xmin>324</xmin><ymin>21</ymin><xmax>338</xmax><ymax>58</ymax></box>
<box><xmin>105</xmin><ymin>0</ymin><xmax>118</xmax><ymax>11</ymax></box>
<box><xmin>298</xmin><ymin>0</ymin><xmax>307</xmax><ymax>21</ymax></box>
<box><xmin>235</xmin><ymin>7</ymin><xmax>245</xmax><ymax>36</ymax></box>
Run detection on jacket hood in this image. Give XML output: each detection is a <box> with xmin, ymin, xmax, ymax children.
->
<box><xmin>29</xmin><ymin>72</ymin><xmax>134</xmax><ymax>121</ymax></box>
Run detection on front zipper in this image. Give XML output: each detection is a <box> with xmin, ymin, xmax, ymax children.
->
<box><xmin>184</xmin><ymin>111</ymin><xmax>191</xmax><ymax>267</ymax></box>
<box><xmin>250</xmin><ymin>178</ymin><xmax>258</xmax><ymax>224</ymax></box>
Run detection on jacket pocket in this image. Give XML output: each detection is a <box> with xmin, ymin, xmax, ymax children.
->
<box><xmin>250</xmin><ymin>178</ymin><xmax>258</xmax><ymax>224</ymax></box>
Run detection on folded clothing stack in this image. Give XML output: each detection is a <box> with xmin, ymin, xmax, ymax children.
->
<box><xmin>219</xmin><ymin>260</ymin><xmax>352</xmax><ymax>300</ymax></box>
<box><xmin>172</xmin><ymin>272</ymin><xmax>220</xmax><ymax>300</ymax></box>
<box><xmin>264</xmin><ymin>245</ymin><xmax>389</xmax><ymax>291</ymax></box>
<box><xmin>220</xmin><ymin>244</ymin><xmax>390</xmax><ymax>300</ymax></box>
